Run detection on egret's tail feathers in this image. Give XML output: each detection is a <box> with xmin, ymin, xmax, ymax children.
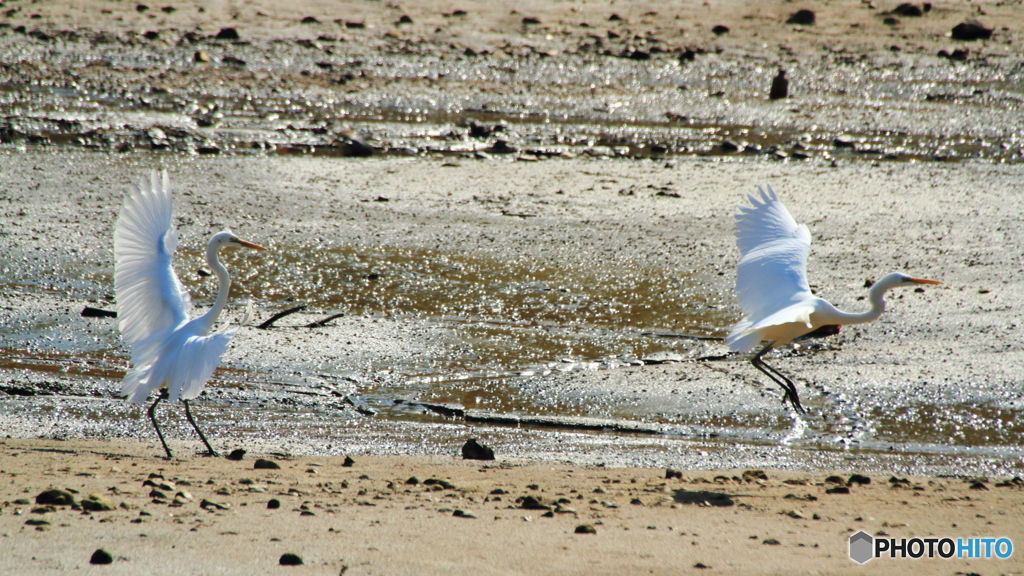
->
<box><xmin>726</xmin><ymin>322</ymin><xmax>762</xmax><ymax>354</ymax></box>
<box><xmin>120</xmin><ymin>364</ymin><xmax>157</xmax><ymax>405</ymax></box>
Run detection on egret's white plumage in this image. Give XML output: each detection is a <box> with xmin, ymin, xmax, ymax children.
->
<box><xmin>114</xmin><ymin>170</ymin><xmax>265</xmax><ymax>457</ymax></box>
<box><xmin>727</xmin><ymin>185</ymin><xmax>940</xmax><ymax>412</ymax></box>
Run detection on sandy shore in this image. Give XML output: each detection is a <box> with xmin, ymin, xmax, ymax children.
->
<box><xmin>2</xmin><ymin>438</ymin><xmax>1022</xmax><ymax>575</ymax></box>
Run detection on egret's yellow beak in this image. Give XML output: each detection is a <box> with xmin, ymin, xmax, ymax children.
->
<box><xmin>909</xmin><ymin>277</ymin><xmax>941</xmax><ymax>285</ymax></box>
<box><xmin>233</xmin><ymin>238</ymin><xmax>268</xmax><ymax>251</ymax></box>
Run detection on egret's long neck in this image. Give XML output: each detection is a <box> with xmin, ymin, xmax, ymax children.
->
<box><xmin>830</xmin><ymin>282</ymin><xmax>891</xmax><ymax>326</ymax></box>
<box><xmin>197</xmin><ymin>240</ymin><xmax>230</xmax><ymax>333</ymax></box>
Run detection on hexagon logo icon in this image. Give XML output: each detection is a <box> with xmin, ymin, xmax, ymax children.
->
<box><xmin>849</xmin><ymin>530</ymin><xmax>874</xmax><ymax>564</ymax></box>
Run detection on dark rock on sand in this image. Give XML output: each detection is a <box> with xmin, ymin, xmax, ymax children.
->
<box><xmin>519</xmin><ymin>495</ymin><xmax>551</xmax><ymax>510</ymax></box>
<box><xmin>267</xmin><ymin>499</ymin><xmax>281</xmax><ymax>509</ymax></box>
<box><xmin>90</xmin><ymin>549</ymin><xmax>114</xmax><ymax>565</ymax></box>
<box><xmin>81</xmin><ymin>494</ymin><xmax>116</xmax><ymax>512</ymax></box>
<box><xmin>951</xmin><ymin>21</ymin><xmax>992</xmax><ymax>41</ymax></box>
<box><xmin>214</xmin><ymin>27</ymin><xmax>240</xmax><ymax>40</ymax></box>
<box><xmin>254</xmin><ymin>459</ymin><xmax>281</xmax><ymax>470</ymax></box>
<box><xmin>575</xmin><ymin>524</ymin><xmax>597</xmax><ymax>534</ymax></box>
<box><xmin>226</xmin><ymin>448</ymin><xmax>246</xmax><ymax>461</ymax></box>
<box><xmin>461</xmin><ymin>438</ymin><xmax>495</xmax><ymax>460</ymax></box>
<box><xmin>892</xmin><ymin>3</ymin><xmax>923</xmax><ymax>17</ymax></box>
<box><xmin>279</xmin><ymin>553</ymin><xmax>304</xmax><ymax>566</ymax></box>
<box><xmin>36</xmin><ymin>489</ymin><xmax>75</xmax><ymax>506</ymax></box>
<box><xmin>769</xmin><ymin>69</ymin><xmax>789</xmax><ymax>100</ymax></box>
<box><xmin>786</xmin><ymin>10</ymin><xmax>815</xmax><ymax>25</ymax></box>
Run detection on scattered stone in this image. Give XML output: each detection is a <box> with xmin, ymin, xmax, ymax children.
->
<box><xmin>452</xmin><ymin>509</ymin><xmax>476</xmax><ymax>518</ymax></box>
<box><xmin>90</xmin><ymin>549</ymin><xmax>114</xmax><ymax>565</ymax></box>
<box><xmin>200</xmin><ymin>499</ymin><xmax>231</xmax><ymax>510</ymax></box>
<box><xmin>848</xmin><ymin>474</ymin><xmax>871</xmax><ymax>486</ymax></box>
<box><xmin>630</xmin><ymin>498</ymin><xmax>643</xmax><ymax>506</ymax></box>
<box><xmin>301</xmin><ymin>16</ymin><xmax>319</xmax><ymax>24</ymax></box>
<box><xmin>969</xmin><ymin>481</ymin><xmax>989</xmax><ymax>490</ymax></box>
<box><xmin>522</xmin><ymin>17</ymin><xmax>541</xmax><ymax>25</ymax></box>
<box><xmin>519</xmin><ymin>496</ymin><xmax>550</xmax><ymax>510</ymax></box>
<box><xmin>254</xmin><ymin>459</ymin><xmax>281</xmax><ymax>470</ymax></box>
<box><xmin>786</xmin><ymin>9</ymin><xmax>815</xmax><ymax>25</ymax></box>
<box><xmin>742</xmin><ymin>470</ymin><xmax>768</xmax><ymax>482</ymax></box>
<box><xmin>81</xmin><ymin>494</ymin><xmax>116</xmax><ymax>512</ymax></box>
<box><xmin>711</xmin><ymin>25</ymin><xmax>729</xmax><ymax>35</ymax></box>
<box><xmin>665</xmin><ymin>469</ymin><xmax>683</xmax><ymax>480</ymax></box>
<box><xmin>694</xmin><ymin>563</ymin><xmax>711</xmax><ymax>569</ymax></box>
<box><xmin>333</xmin><ymin>132</ymin><xmax>373</xmax><ymax>157</ymax></box>
<box><xmin>36</xmin><ymin>489</ymin><xmax>75</xmax><ymax>506</ymax></box>
<box><xmin>883</xmin><ymin>17</ymin><xmax>899</xmax><ymax>26</ymax></box>
<box><xmin>938</xmin><ymin>48</ymin><xmax>970</xmax><ymax>61</ymax></box>
<box><xmin>397</xmin><ymin>15</ymin><xmax>413</xmax><ymax>25</ymax></box>
<box><xmin>406</xmin><ymin>477</ymin><xmax>420</xmax><ymax>485</ymax></box>
<box><xmin>226</xmin><ymin>449</ymin><xmax>246</xmax><ymax>461</ymax></box>
<box><xmin>824</xmin><ymin>475</ymin><xmax>847</xmax><ymax>486</ymax></box>
<box><xmin>343</xmin><ymin>456</ymin><xmax>356</xmax><ymax>467</ymax></box>
<box><xmin>574</xmin><ymin>524</ymin><xmax>597</xmax><ymax>534</ymax></box>
<box><xmin>951</xmin><ymin>21</ymin><xmax>992</xmax><ymax>41</ymax></box>
<box><xmin>24</xmin><ymin>518</ymin><xmax>50</xmax><ymax>526</ymax></box>
<box><xmin>769</xmin><ymin>69</ymin><xmax>789</xmax><ymax>100</ymax></box>
<box><xmin>763</xmin><ymin>538</ymin><xmax>781</xmax><ymax>545</ymax></box>
<box><xmin>490</xmin><ymin>140</ymin><xmax>517</xmax><ymax>154</ymax></box>
<box><xmin>279</xmin><ymin>553</ymin><xmax>303</xmax><ymax>566</ymax></box>
<box><xmin>826</xmin><ymin>486</ymin><xmax>851</xmax><ymax>495</ymax></box>
<box><xmin>423</xmin><ymin>478</ymin><xmax>456</xmax><ymax>490</ymax></box>
<box><xmin>720</xmin><ymin>141</ymin><xmax>740</xmax><ymax>153</ymax></box>
<box><xmin>461</xmin><ymin>438</ymin><xmax>495</xmax><ymax>461</ymax></box>
<box><xmin>892</xmin><ymin>3</ymin><xmax>923</xmax><ymax>16</ymax></box>
<box><xmin>267</xmin><ymin>499</ymin><xmax>281</xmax><ymax>509</ymax></box>
<box><xmin>214</xmin><ymin>27</ymin><xmax>240</xmax><ymax>41</ymax></box>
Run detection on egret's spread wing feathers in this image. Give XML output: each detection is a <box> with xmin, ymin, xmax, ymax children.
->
<box><xmin>114</xmin><ymin>170</ymin><xmax>191</xmax><ymax>347</ymax></box>
<box><xmin>726</xmin><ymin>302</ymin><xmax>816</xmax><ymax>353</ymax></box>
<box><xmin>119</xmin><ymin>326</ymin><xmax>241</xmax><ymax>404</ymax></box>
<box><xmin>734</xmin><ymin>185</ymin><xmax>814</xmax><ymax>324</ymax></box>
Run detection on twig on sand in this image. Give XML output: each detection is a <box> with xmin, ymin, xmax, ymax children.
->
<box><xmin>305</xmin><ymin>312</ymin><xmax>345</xmax><ymax>328</ymax></box>
<box><xmin>256</xmin><ymin>305</ymin><xmax>306</xmax><ymax>329</ymax></box>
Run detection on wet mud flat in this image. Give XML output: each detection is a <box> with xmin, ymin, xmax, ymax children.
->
<box><xmin>2</xmin><ymin>149</ymin><xmax>1023</xmax><ymax>476</ymax></box>
<box><xmin>1</xmin><ymin>0</ymin><xmax>1023</xmax><ymax>163</ymax></box>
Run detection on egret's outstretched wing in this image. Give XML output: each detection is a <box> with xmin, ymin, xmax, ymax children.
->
<box><xmin>114</xmin><ymin>170</ymin><xmax>191</xmax><ymax>349</ymax></box>
<box><xmin>120</xmin><ymin>327</ymin><xmax>239</xmax><ymax>404</ymax></box>
<box><xmin>733</xmin><ymin>185</ymin><xmax>814</xmax><ymax>325</ymax></box>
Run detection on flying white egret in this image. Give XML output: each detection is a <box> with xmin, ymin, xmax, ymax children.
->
<box><xmin>727</xmin><ymin>185</ymin><xmax>940</xmax><ymax>413</ymax></box>
<box><xmin>114</xmin><ymin>170</ymin><xmax>266</xmax><ymax>458</ymax></box>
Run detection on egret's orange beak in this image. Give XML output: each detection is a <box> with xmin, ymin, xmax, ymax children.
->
<box><xmin>910</xmin><ymin>277</ymin><xmax>941</xmax><ymax>285</ymax></box>
<box><xmin>234</xmin><ymin>239</ymin><xmax>268</xmax><ymax>251</ymax></box>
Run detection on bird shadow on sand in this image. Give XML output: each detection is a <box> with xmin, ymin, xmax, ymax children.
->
<box><xmin>671</xmin><ymin>489</ymin><xmax>744</xmax><ymax>507</ymax></box>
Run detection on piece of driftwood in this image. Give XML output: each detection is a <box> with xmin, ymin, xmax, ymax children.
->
<box><xmin>81</xmin><ymin>306</ymin><xmax>117</xmax><ymax>318</ymax></box>
<box><xmin>256</xmin><ymin>305</ymin><xmax>306</xmax><ymax>329</ymax></box>
<box><xmin>305</xmin><ymin>312</ymin><xmax>345</xmax><ymax>328</ymax></box>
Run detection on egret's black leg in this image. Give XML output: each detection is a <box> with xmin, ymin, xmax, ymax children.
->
<box><xmin>751</xmin><ymin>344</ymin><xmax>805</xmax><ymax>413</ymax></box>
<box><xmin>183</xmin><ymin>399</ymin><xmax>219</xmax><ymax>457</ymax></box>
<box><xmin>148</xmin><ymin>389</ymin><xmax>173</xmax><ymax>458</ymax></box>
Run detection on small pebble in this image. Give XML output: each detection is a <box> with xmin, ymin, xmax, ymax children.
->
<box><xmin>279</xmin><ymin>553</ymin><xmax>303</xmax><ymax>566</ymax></box>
